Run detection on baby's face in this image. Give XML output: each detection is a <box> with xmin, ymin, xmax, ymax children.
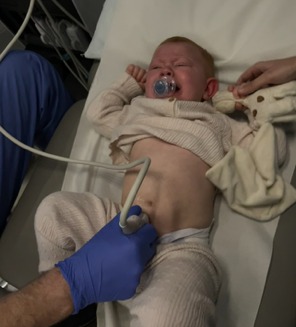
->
<box><xmin>145</xmin><ymin>42</ymin><xmax>211</xmax><ymax>101</ymax></box>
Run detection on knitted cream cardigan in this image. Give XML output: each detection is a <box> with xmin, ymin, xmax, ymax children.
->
<box><xmin>86</xmin><ymin>73</ymin><xmax>255</xmax><ymax>167</ymax></box>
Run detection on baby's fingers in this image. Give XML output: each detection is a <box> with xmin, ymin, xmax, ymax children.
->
<box><xmin>126</xmin><ymin>64</ymin><xmax>135</xmax><ymax>75</ymax></box>
<box><xmin>134</xmin><ymin>67</ymin><xmax>146</xmax><ymax>83</ymax></box>
<box><xmin>126</xmin><ymin>64</ymin><xmax>146</xmax><ymax>82</ymax></box>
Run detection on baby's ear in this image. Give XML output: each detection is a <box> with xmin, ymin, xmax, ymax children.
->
<box><xmin>202</xmin><ymin>77</ymin><xmax>219</xmax><ymax>100</ymax></box>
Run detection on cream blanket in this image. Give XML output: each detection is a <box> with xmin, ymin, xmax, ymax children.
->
<box><xmin>207</xmin><ymin>122</ymin><xmax>296</xmax><ymax>220</ymax></box>
<box><xmin>209</xmin><ymin>82</ymin><xmax>296</xmax><ymax>220</ymax></box>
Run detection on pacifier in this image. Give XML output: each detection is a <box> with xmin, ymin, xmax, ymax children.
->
<box><xmin>153</xmin><ymin>76</ymin><xmax>176</xmax><ymax>98</ymax></box>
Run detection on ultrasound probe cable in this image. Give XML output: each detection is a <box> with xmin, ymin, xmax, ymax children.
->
<box><xmin>0</xmin><ymin>0</ymin><xmax>151</xmax><ymax>233</ymax></box>
<box><xmin>0</xmin><ymin>0</ymin><xmax>36</xmax><ymax>62</ymax></box>
<box><xmin>0</xmin><ymin>125</ymin><xmax>151</xmax><ymax>234</ymax></box>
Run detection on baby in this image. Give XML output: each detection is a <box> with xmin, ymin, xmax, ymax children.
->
<box><xmin>86</xmin><ymin>36</ymin><xmax>256</xmax><ymax>236</ymax></box>
<box><xmin>34</xmin><ymin>36</ymin><xmax>282</xmax><ymax>326</ymax></box>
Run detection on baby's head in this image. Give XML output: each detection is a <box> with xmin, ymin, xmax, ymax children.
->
<box><xmin>145</xmin><ymin>36</ymin><xmax>218</xmax><ymax>101</ymax></box>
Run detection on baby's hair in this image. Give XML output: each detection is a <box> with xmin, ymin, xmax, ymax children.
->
<box><xmin>159</xmin><ymin>36</ymin><xmax>215</xmax><ymax>77</ymax></box>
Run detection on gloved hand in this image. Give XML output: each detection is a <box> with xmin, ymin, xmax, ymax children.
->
<box><xmin>56</xmin><ymin>205</ymin><xmax>157</xmax><ymax>313</ymax></box>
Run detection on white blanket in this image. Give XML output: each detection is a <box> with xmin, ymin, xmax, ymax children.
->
<box><xmin>63</xmin><ymin>0</ymin><xmax>296</xmax><ymax>326</ymax></box>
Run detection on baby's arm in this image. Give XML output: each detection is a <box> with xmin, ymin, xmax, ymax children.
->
<box><xmin>86</xmin><ymin>66</ymin><xmax>144</xmax><ymax>138</ymax></box>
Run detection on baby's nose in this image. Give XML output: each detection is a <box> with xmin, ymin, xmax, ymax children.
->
<box><xmin>160</xmin><ymin>67</ymin><xmax>173</xmax><ymax>77</ymax></box>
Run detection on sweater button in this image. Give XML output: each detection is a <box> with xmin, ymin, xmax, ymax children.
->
<box><xmin>168</xmin><ymin>97</ymin><xmax>175</xmax><ymax>102</ymax></box>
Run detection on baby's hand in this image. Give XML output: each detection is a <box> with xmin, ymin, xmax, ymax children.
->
<box><xmin>126</xmin><ymin>64</ymin><xmax>146</xmax><ymax>90</ymax></box>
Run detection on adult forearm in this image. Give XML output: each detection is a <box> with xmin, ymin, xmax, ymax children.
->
<box><xmin>0</xmin><ymin>207</ymin><xmax>157</xmax><ymax>326</ymax></box>
<box><xmin>0</xmin><ymin>268</ymin><xmax>73</xmax><ymax>327</ymax></box>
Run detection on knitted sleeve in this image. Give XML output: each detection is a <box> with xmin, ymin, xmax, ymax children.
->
<box><xmin>86</xmin><ymin>72</ymin><xmax>143</xmax><ymax>139</ymax></box>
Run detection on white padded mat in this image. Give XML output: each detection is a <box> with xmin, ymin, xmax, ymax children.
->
<box><xmin>63</xmin><ymin>0</ymin><xmax>296</xmax><ymax>326</ymax></box>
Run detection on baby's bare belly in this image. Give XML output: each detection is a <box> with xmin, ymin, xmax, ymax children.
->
<box><xmin>122</xmin><ymin>138</ymin><xmax>216</xmax><ymax>236</ymax></box>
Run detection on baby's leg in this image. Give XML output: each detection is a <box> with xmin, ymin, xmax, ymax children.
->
<box><xmin>34</xmin><ymin>191</ymin><xmax>119</xmax><ymax>272</ymax></box>
<box><xmin>123</xmin><ymin>242</ymin><xmax>221</xmax><ymax>327</ymax></box>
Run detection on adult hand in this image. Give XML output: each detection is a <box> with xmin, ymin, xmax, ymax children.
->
<box><xmin>230</xmin><ymin>56</ymin><xmax>296</xmax><ymax>97</ymax></box>
<box><xmin>56</xmin><ymin>205</ymin><xmax>157</xmax><ymax>313</ymax></box>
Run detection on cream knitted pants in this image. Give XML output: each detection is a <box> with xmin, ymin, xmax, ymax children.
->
<box><xmin>34</xmin><ymin>191</ymin><xmax>221</xmax><ymax>327</ymax></box>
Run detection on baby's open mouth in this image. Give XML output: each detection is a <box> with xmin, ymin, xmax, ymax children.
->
<box><xmin>175</xmin><ymin>85</ymin><xmax>181</xmax><ymax>93</ymax></box>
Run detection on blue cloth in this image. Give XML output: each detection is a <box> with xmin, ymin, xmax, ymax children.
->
<box><xmin>0</xmin><ymin>50</ymin><xmax>74</xmax><ymax>234</ymax></box>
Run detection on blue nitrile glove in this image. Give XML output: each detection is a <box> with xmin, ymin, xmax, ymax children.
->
<box><xmin>56</xmin><ymin>205</ymin><xmax>157</xmax><ymax>314</ymax></box>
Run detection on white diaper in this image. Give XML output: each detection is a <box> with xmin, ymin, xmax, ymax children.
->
<box><xmin>158</xmin><ymin>226</ymin><xmax>211</xmax><ymax>246</ymax></box>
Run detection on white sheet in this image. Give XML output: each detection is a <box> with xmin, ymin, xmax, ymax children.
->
<box><xmin>83</xmin><ymin>0</ymin><xmax>118</xmax><ymax>59</ymax></box>
<box><xmin>63</xmin><ymin>0</ymin><xmax>296</xmax><ymax>326</ymax></box>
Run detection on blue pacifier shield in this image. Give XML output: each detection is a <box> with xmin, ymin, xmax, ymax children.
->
<box><xmin>153</xmin><ymin>76</ymin><xmax>176</xmax><ymax>97</ymax></box>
